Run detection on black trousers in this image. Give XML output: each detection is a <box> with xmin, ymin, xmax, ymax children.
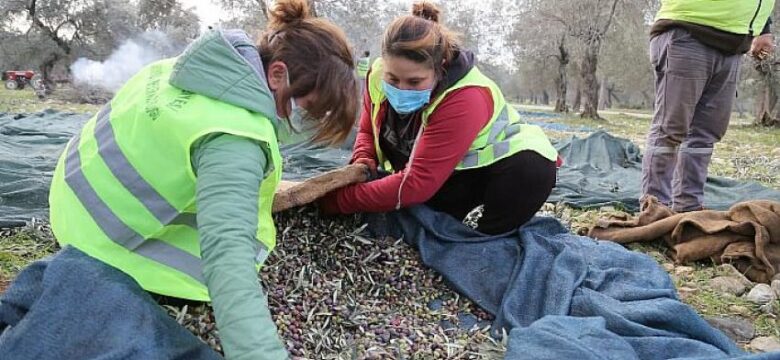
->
<box><xmin>426</xmin><ymin>150</ymin><xmax>557</xmax><ymax>235</ymax></box>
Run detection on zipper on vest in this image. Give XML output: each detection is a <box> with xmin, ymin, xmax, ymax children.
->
<box><xmin>749</xmin><ymin>0</ymin><xmax>764</xmax><ymax>36</ymax></box>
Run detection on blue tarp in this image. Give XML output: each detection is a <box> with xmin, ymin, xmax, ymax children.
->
<box><xmin>0</xmin><ymin>246</ymin><xmax>219</xmax><ymax>360</ymax></box>
<box><xmin>527</xmin><ymin>120</ymin><xmax>595</xmax><ymax>132</ymax></box>
<box><xmin>550</xmin><ymin>131</ymin><xmax>780</xmax><ymax>211</ymax></box>
<box><xmin>0</xmin><ymin>111</ymin><xmax>89</xmax><ymax>225</ymax></box>
<box><xmin>375</xmin><ymin>206</ymin><xmax>780</xmax><ymax>359</ymax></box>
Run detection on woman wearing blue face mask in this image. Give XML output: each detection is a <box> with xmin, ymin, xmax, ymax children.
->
<box><xmin>322</xmin><ymin>1</ymin><xmax>559</xmax><ymax>235</ymax></box>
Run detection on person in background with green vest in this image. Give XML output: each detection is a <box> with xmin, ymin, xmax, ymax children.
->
<box><xmin>1</xmin><ymin>1</ymin><xmax>358</xmax><ymax>359</ymax></box>
<box><xmin>357</xmin><ymin>50</ymin><xmax>371</xmax><ymax>80</ymax></box>
<box><xmin>642</xmin><ymin>0</ymin><xmax>775</xmax><ymax>212</ymax></box>
<box><xmin>356</xmin><ymin>50</ymin><xmax>372</xmax><ymax>115</ymax></box>
<box><xmin>321</xmin><ymin>2</ymin><xmax>559</xmax><ymax>235</ymax></box>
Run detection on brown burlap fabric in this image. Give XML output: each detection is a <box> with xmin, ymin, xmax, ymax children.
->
<box><xmin>589</xmin><ymin>196</ymin><xmax>780</xmax><ymax>283</ymax></box>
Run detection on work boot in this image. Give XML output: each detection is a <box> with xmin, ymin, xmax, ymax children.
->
<box><xmin>672</xmin><ymin>146</ymin><xmax>713</xmax><ymax>212</ymax></box>
<box><xmin>641</xmin><ymin>145</ymin><xmax>678</xmax><ymax>207</ymax></box>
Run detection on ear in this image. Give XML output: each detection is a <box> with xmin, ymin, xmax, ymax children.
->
<box><xmin>267</xmin><ymin>61</ymin><xmax>288</xmax><ymax>91</ymax></box>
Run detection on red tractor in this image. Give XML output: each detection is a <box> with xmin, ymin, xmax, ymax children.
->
<box><xmin>2</xmin><ymin>70</ymin><xmax>42</xmax><ymax>90</ymax></box>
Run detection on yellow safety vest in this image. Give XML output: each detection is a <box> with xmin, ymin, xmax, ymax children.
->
<box><xmin>49</xmin><ymin>58</ymin><xmax>282</xmax><ymax>301</ymax></box>
<box><xmin>367</xmin><ymin>59</ymin><xmax>557</xmax><ymax>172</ymax></box>
<box><xmin>357</xmin><ymin>57</ymin><xmax>371</xmax><ymax>79</ymax></box>
<box><xmin>657</xmin><ymin>0</ymin><xmax>775</xmax><ymax>35</ymax></box>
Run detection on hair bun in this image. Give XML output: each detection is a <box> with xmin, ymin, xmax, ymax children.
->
<box><xmin>411</xmin><ymin>1</ymin><xmax>441</xmax><ymax>23</ymax></box>
<box><xmin>269</xmin><ymin>0</ymin><xmax>311</xmax><ymax>29</ymax></box>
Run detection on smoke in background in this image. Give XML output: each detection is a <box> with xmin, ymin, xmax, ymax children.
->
<box><xmin>71</xmin><ymin>31</ymin><xmax>187</xmax><ymax>93</ymax></box>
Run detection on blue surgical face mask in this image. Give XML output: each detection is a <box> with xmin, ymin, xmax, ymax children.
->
<box><xmin>288</xmin><ymin>96</ymin><xmax>307</xmax><ymax>131</ymax></box>
<box><xmin>276</xmin><ymin>70</ymin><xmax>314</xmax><ymax>145</ymax></box>
<box><xmin>381</xmin><ymin>80</ymin><xmax>432</xmax><ymax>114</ymax></box>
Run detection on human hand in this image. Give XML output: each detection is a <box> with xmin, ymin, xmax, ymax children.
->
<box><xmin>352</xmin><ymin>157</ymin><xmax>377</xmax><ymax>179</ymax></box>
<box><xmin>751</xmin><ymin>34</ymin><xmax>775</xmax><ymax>60</ymax></box>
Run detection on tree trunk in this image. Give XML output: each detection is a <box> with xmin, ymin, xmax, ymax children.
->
<box><xmin>26</xmin><ymin>1</ymin><xmax>73</xmax><ymax>93</ymax></box>
<box><xmin>641</xmin><ymin>90</ymin><xmax>653</xmax><ymax>109</ymax></box>
<box><xmin>754</xmin><ymin>60</ymin><xmax>780</xmax><ymax>127</ymax></box>
<box><xmin>608</xmin><ymin>85</ymin><xmax>620</xmax><ymax>108</ymax></box>
<box><xmin>572</xmin><ymin>82</ymin><xmax>582</xmax><ymax>113</ymax></box>
<box><xmin>598</xmin><ymin>76</ymin><xmax>609</xmax><ymax>110</ymax></box>
<box><xmin>554</xmin><ymin>74</ymin><xmax>568</xmax><ymax>112</ymax></box>
<box><xmin>735</xmin><ymin>101</ymin><xmax>745</xmax><ymax>119</ymax></box>
<box><xmin>541</xmin><ymin>90</ymin><xmax>550</xmax><ymax>105</ymax></box>
<box><xmin>754</xmin><ymin>77</ymin><xmax>780</xmax><ymax>127</ymax></box>
<box><xmin>553</xmin><ymin>35</ymin><xmax>569</xmax><ymax>113</ymax></box>
<box><xmin>755</xmin><ymin>84</ymin><xmax>776</xmax><ymax>125</ymax></box>
<box><xmin>572</xmin><ymin>0</ymin><xmax>617</xmax><ymax>119</ymax></box>
<box><xmin>40</xmin><ymin>53</ymin><xmax>61</xmax><ymax>93</ymax></box>
<box><xmin>580</xmin><ymin>46</ymin><xmax>602</xmax><ymax>119</ymax></box>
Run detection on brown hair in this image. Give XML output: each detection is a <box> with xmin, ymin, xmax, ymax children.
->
<box><xmin>258</xmin><ymin>0</ymin><xmax>357</xmax><ymax>145</ymax></box>
<box><xmin>382</xmin><ymin>1</ymin><xmax>460</xmax><ymax>78</ymax></box>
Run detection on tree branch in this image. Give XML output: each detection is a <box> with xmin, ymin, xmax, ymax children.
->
<box><xmin>601</xmin><ymin>0</ymin><xmax>620</xmax><ymax>36</ymax></box>
<box><xmin>539</xmin><ymin>10</ymin><xmax>572</xmax><ymax>33</ymax></box>
<box><xmin>28</xmin><ymin>11</ymin><xmax>72</xmax><ymax>54</ymax></box>
<box><xmin>255</xmin><ymin>0</ymin><xmax>268</xmax><ymax>20</ymax></box>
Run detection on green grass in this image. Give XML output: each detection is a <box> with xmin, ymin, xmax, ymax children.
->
<box><xmin>671</xmin><ymin>263</ymin><xmax>780</xmax><ymax>339</ymax></box>
<box><xmin>0</xmin><ymin>227</ymin><xmax>58</xmax><ymax>281</ymax></box>
<box><xmin>1</xmin><ymin>88</ymin><xmax>101</xmax><ymax>114</ymax></box>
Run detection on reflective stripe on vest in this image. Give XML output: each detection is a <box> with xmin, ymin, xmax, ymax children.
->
<box><xmin>63</xmin><ymin>104</ymin><xmax>273</xmax><ymax>284</ymax></box>
<box><xmin>92</xmin><ymin>104</ymin><xmax>193</xmax><ymax>228</ymax></box>
<box><xmin>51</xmin><ymin>58</ymin><xmax>281</xmax><ymax>301</ymax></box>
<box><xmin>65</xmin><ymin>133</ymin><xmax>205</xmax><ymax>282</ymax></box>
<box><xmin>366</xmin><ymin>59</ymin><xmax>557</xmax><ymax>172</ymax></box>
<box><xmin>460</xmin><ymin>106</ymin><xmax>521</xmax><ymax>168</ymax></box>
<box><xmin>656</xmin><ymin>0</ymin><xmax>775</xmax><ymax>35</ymax></box>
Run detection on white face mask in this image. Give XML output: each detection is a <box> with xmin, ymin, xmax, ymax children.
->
<box><xmin>276</xmin><ymin>69</ymin><xmax>315</xmax><ymax>145</ymax></box>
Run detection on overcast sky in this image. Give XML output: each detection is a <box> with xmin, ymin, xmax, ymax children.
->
<box><xmin>178</xmin><ymin>0</ymin><xmax>511</xmax><ymax>66</ymax></box>
<box><xmin>180</xmin><ymin>0</ymin><xmax>228</xmax><ymax>29</ymax></box>
<box><xmin>180</xmin><ymin>0</ymin><xmax>487</xmax><ymax>30</ymax></box>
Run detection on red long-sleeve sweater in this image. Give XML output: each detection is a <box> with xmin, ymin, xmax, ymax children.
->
<box><xmin>321</xmin><ymin>84</ymin><xmax>493</xmax><ymax>214</ymax></box>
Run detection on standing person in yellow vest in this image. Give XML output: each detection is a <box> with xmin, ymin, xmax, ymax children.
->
<box><xmin>321</xmin><ymin>2</ymin><xmax>559</xmax><ymax>235</ymax></box>
<box><xmin>642</xmin><ymin>0</ymin><xmax>774</xmax><ymax>212</ymax></box>
<box><xmin>0</xmin><ymin>1</ymin><xmax>357</xmax><ymax>359</ymax></box>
